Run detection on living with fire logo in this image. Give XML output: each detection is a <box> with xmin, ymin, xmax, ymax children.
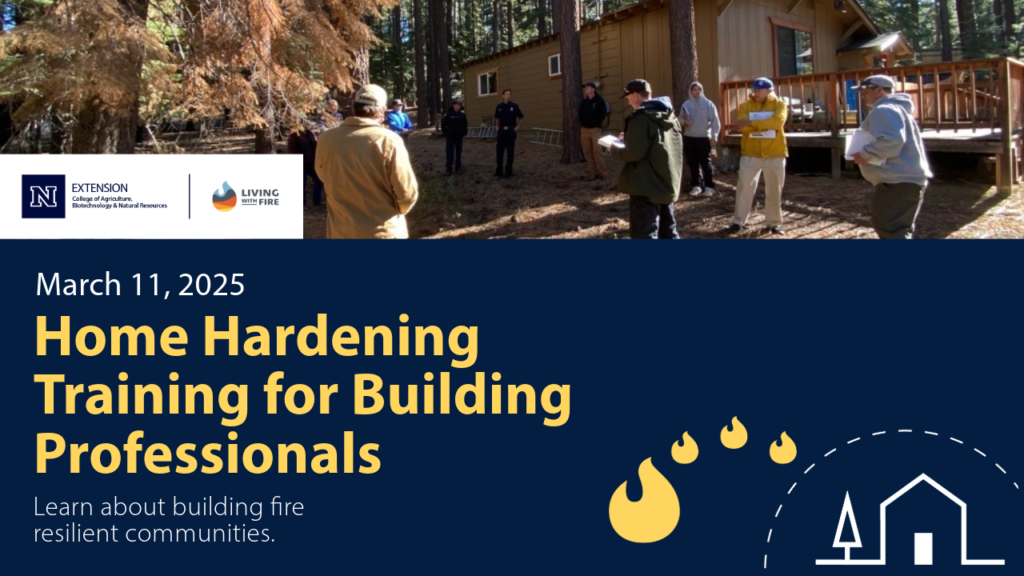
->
<box><xmin>212</xmin><ymin>181</ymin><xmax>279</xmax><ymax>212</ymax></box>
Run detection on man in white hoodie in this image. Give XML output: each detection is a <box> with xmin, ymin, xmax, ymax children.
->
<box><xmin>852</xmin><ymin>75</ymin><xmax>933</xmax><ymax>239</ymax></box>
<box><xmin>680</xmin><ymin>82</ymin><xmax>721</xmax><ymax>197</ymax></box>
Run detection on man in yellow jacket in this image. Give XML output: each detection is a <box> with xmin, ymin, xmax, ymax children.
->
<box><xmin>725</xmin><ymin>77</ymin><xmax>788</xmax><ymax>235</ymax></box>
<box><xmin>315</xmin><ymin>84</ymin><xmax>419</xmax><ymax>239</ymax></box>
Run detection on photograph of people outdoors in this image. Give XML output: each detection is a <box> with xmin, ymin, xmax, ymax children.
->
<box><xmin>2</xmin><ymin>0</ymin><xmax>1022</xmax><ymax>239</ymax></box>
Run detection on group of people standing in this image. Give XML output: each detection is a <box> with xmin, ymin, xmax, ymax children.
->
<box><xmin>608</xmin><ymin>73</ymin><xmax>932</xmax><ymax>240</ymax></box>
<box><xmin>298</xmin><ymin>69</ymin><xmax>932</xmax><ymax>241</ymax></box>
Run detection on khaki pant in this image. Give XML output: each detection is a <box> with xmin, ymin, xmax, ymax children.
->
<box><xmin>734</xmin><ymin>156</ymin><xmax>786</xmax><ymax>227</ymax></box>
<box><xmin>581</xmin><ymin>127</ymin><xmax>607</xmax><ymax>177</ymax></box>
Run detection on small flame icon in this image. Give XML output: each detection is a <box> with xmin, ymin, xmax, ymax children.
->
<box><xmin>608</xmin><ymin>458</ymin><xmax>680</xmax><ymax>543</ymax></box>
<box><xmin>769</xmin><ymin>431</ymin><xmax>797</xmax><ymax>464</ymax></box>
<box><xmin>720</xmin><ymin>416</ymin><xmax>748</xmax><ymax>449</ymax></box>
<box><xmin>672</xmin><ymin>431</ymin><xmax>699</xmax><ymax>464</ymax></box>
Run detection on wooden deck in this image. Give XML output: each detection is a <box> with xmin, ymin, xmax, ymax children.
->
<box><xmin>724</xmin><ymin>127</ymin><xmax>1012</xmax><ymax>154</ymax></box>
<box><xmin>721</xmin><ymin>57</ymin><xmax>1024</xmax><ymax>192</ymax></box>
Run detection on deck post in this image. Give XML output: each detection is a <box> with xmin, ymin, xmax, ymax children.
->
<box><xmin>829</xmin><ymin>74</ymin><xmax>841</xmax><ymax>180</ymax></box>
<box><xmin>997</xmin><ymin>59</ymin><xmax>1014</xmax><ymax>194</ymax></box>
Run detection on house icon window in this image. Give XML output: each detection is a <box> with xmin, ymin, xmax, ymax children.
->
<box><xmin>815</xmin><ymin>473</ymin><xmax>1005</xmax><ymax>566</ymax></box>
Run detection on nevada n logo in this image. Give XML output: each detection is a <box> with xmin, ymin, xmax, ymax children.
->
<box><xmin>22</xmin><ymin>174</ymin><xmax>66</xmax><ymax>219</ymax></box>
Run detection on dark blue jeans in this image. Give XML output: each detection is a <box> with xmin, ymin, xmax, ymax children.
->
<box><xmin>304</xmin><ymin>164</ymin><xmax>323</xmax><ymax>205</ymax></box>
<box><xmin>496</xmin><ymin>129</ymin><xmax>517</xmax><ymax>175</ymax></box>
<box><xmin>629</xmin><ymin>195</ymin><xmax>678</xmax><ymax>239</ymax></box>
<box><xmin>446</xmin><ymin>137</ymin><xmax>463</xmax><ymax>172</ymax></box>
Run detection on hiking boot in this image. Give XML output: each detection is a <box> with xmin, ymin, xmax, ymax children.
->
<box><xmin>726</xmin><ymin>223</ymin><xmax>742</xmax><ymax>234</ymax></box>
<box><xmin>689</xmin><ymin>186</ymin><xmax>703</xmax><ymax>196</ymax></box>
<box><xmin>769</xmin><ymin>225</ymin><xmax>785</xmax><ymax>236</ymax></box>
<box><xmin>702</xmin><ymin>187</ymin><xmax>715</xmax><ymax>197</ymax></box>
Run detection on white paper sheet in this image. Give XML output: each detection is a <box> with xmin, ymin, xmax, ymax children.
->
<box><xmin>749</xmin><ymin>130</ymin><xmax>777</xmax><ymax>139</ymax></box>
<box><xmin>748</xmin><ymin>111</ymin><xmax>774</xmax><ymax>121</ymax></box>
<box><xmin>598</xmin><ymin>135</ymin><xmax>625</xmax><ymax>149</ymax></box>
<box><xmin>845</xmin><ymin>129</ymin><xmax>886</xmax><ymax>166</ymax></box>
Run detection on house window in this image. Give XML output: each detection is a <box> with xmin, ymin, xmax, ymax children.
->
<box><xmin>548</xmin><ymin>54</ymin><xmax>561</xmax><ymax>77</ymax></box>
<box><xmin>772</xmin><ymin>20</ymin><xmax>814</xmax><ymax>77</ymax></box>
<box><xmin>478</xmin><ymin>71</ymin><xmax>497</xmax><ymax>97</ymax></box>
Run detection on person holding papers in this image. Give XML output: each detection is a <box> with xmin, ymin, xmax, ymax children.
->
<box><xmin>610</xmin><ymin>79</ymin><xmax>683</xmax><ymax>239</ymax></box>
<box><xmin>850</xmin><ymin>75</ymin><xmax>933</xmax><ymax>239</ymax></box>
<box><xmin>723</xmin><ymin>77</ymin><xmax>788</xmax><ymax>235</ymax></box>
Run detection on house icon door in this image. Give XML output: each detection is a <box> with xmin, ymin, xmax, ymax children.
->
<box><xmin>816</xmin><ymin>474</ymin><xmax>1005</xmax><ymax>566</ymax></box>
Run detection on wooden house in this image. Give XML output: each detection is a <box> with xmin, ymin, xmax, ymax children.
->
<box><xmin>462</xmin><ymin>0</ymin><xmax>1024</xmax><ymax>192</ymax></box>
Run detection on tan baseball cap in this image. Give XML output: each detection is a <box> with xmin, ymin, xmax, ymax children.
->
<box><xmin>354</xmin><ymin>84</ymin><xmax>388</xmax><ymax>107</ymax></box>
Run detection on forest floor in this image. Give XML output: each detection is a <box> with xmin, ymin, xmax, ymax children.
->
<box><xmin>140</xmin><ymin>128</ymin><xmax>1024</xmax><ymax>239</ymax></box>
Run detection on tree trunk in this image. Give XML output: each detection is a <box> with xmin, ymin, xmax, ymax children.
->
<box><xmin>553</xmin><ymin>0</ymin><xmax>561</xmax><ymax>34</ymax></box>
<box><xmin>73</xmin><ymin>99</ymin><xmax>137</xmax><ymax>153</ymax></box>
<box><xmin>506</xmin><ymin>0</ymin><xmax>514</xmax><ymax>49</ymax></box>
<box><xmin>955</xmin><ymin>0</ymin><xmax>977</xmax><ymax>58</ymax></box>
<box><xmin>71</xmin><ymin>0</ymin><xmax>149</xmax><ymax>153</ymax></box>
<box><xmin>254</xmin><ymin>83</ymin><xmax>276</xmax><ymax>154</ymax></box>
<box><xmin>392</xmin><ymin>5</ymin><xmax>405</xmax><ymax>102</ymax></box>
<box><xmin>492</xmin><ymin>0</ymin><xmax>500</xmax><ymax>53</ymax></box>
<box><xmin>414</xmin><ymin>0</ymin><xmax>428</xmax><ymax>127</ymax></box>
<box><xmin>910</xmin><ymin>0</ymin><xmax>921</xmax><ymax>52</ymax></box>
<box><xmin>352</xmin><ymin>47</ymin><xmax>371</xmax><ymax>87</ymax></box>
<box><xmin>430</xmin><ymin>0</ymin><xmax>451</xmax><ymax>126</ymax></box>
<box><xmin>668</xmin><ymin>0</ymin><xmax>698</xmax><ymax>117</ymax></box>
<box><xmin>1004</xmin><ymin>0</ymin><xmax>1016</xmax><ymax>48</ymax></box>
<box><xmin>537</xmin><ymin>0</ymin><xmax>549</xmax><ymax>37</ymax></box>
<box><xmin>937</xmin><ymin>0</ymin><xmax>953</xmax><ymax>62</ymax></box>
<box><xmin>559</xmin><ymin>0</ymin><xmax>582</xmax><ymax>163</ymax></box>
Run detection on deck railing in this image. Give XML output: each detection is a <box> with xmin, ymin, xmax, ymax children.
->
<box><xmin>719</xmin><ymin>57</ymin><xmax>1024</xmax><ymax>138</ymax></box>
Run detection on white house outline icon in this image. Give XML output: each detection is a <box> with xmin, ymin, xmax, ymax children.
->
<box><xmin>816</xmin><ymin>473</ymin><xmax>1005</xmax><ymax>566</ymax></box>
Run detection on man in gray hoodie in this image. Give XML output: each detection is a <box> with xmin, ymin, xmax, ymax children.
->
<box><xmin>680</xmin><ymin>82</ymin><xmax>721</xmax><ymax>197</ymax></box>
<box><xmin>852</xmin><ymin>75</ymin><xmax>933</xmax><ymax>239</ymax></box>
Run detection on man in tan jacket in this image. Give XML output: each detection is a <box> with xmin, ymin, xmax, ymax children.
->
<box><xmin>315</xmin><ymin>84</ymin><xmax>419</xmax><ymax>239</ymax></box>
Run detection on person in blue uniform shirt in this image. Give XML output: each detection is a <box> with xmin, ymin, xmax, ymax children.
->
<box><xmin>493</xmin><ymin>89</ymin><xmax>524</xmax><ymax>177</ymax></box>
<box><xmin>385</xmin><ymin>100</ymin><xmax>414</xmax><ymax>138</ymax></box>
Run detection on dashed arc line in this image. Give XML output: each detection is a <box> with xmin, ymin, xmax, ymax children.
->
<box><xmin>763</xmin><ymin>428</ymin><xmax>1018</xmax><ymax>570</ymax></box>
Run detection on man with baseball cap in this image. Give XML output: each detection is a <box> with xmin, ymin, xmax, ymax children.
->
<box><xmin>723</xmin><ymin>77</ymin><xmax>788</xmax><ymax>235</ymax></box>
<box><xmin>315</xmin><ymin>84</ymin><xmax>419</xmax><ymax>239</ymax></box>
<box><xmin>579</xmin><ymin>81</ymin><xmax>609</xmax><ymax>179</ymax></box>
<box><xmin>610</xmin><ymin>79</ymin><xmax>683</xmax><ymax>239</ymax></box>
<box><xmin>385</xmin><ymin>99</ymin><xmax>414</xmax><ymax>138</ymax></box>
<box><xmin>851</xmin><ymin>74</ymin><xmax>933</xmax><ymax>239</ymax></box>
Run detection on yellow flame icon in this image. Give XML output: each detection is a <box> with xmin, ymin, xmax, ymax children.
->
<box><xmin>720</xmin><ymin>416</ymin><xmax>748</xmax><ymax>449</ymax></box>
<box><xmin>769</xmin><ymin>431</ymin><xmax>797</xmax><ymax>464</ymax></box>
<box><xmin>671</xmin><ymin>431</ymin><xmax>699</xmax><ymax>464</ymax></box>
<box><xmin>608</xmin><ymin>458</ymin><xmax>680</xmax><ymax>543</ymax></box>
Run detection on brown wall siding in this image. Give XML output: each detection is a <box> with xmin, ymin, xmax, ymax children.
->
<box><xmin>717</xmin><ymin>0</ymin><xmax>817</xmax><ymax>83</ymax></box>
<box><xmin>463</xmin><ymin>0</ymin><xmax>853</xmax><ymax>132</ymax></box>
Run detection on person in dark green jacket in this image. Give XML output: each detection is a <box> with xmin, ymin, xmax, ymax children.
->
<box><xmin>610</xmin><ymin>79</ymin><xmax>684</xmax><ymax>239</ymax></box>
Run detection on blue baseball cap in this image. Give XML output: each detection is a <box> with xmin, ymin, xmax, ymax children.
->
<box><xmin>752</xmin><ymin>77</ymin><xmax>774</xmax><ymax>90</ymax></box>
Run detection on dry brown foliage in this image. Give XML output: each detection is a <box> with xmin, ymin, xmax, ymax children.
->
<box><xmin>0</xmin><ymin>0</ymin><xmax>393</xmax><ymax>133</ymax></box>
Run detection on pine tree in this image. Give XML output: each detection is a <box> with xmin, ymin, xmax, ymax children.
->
<box><xmin>559</xmin><ymin>0</ymin><xmax>582</xmax><ymax>163</ymax></box>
